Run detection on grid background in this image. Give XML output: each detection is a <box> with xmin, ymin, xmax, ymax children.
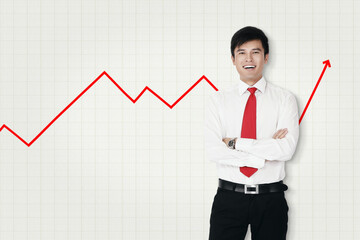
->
<box><xmin>0</xmin><ymin>0</ymin><xmax>359</xmax><ymax>239</ymax></box>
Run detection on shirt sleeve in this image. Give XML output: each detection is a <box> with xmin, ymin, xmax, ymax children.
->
<box><xmin>235</xmin><ymin>93</ymin><xmax>299</xmax><ymax>161</ymax></box>
<box><xmin>204</xmin><ymin>94</ymin><xmax>265</xmax><ymax>168</ymax></box>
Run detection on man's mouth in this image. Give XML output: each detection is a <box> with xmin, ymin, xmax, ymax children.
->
<box><xmin>243</xmin><ymin>65</ymin><xmax>256</xmax><ymax>69</ymax></box>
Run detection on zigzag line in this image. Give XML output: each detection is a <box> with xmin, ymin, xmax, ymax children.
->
<box><xmin>0</xmin><ymin>71</ymin><xmax>218</xmax><ymax>147</ymax></box>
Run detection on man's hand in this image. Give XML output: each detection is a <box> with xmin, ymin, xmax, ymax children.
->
<box><xmin>266</xmin><ymin>128</ymin><xmax>288</xmax><ymax>163</ymax></box>
<box><xmin>222</xmin><ymin>138</ymin><xmax>233</xmax><ymax>146</ymax></box>
<box><xmin>272</xmin><ymin>128</ymin><xmax>288</xmax><ymax>139</ymax></box>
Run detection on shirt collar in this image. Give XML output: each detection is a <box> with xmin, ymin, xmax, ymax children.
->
<box><xmin>238</xmin><ymin>76</ymin><xmax>267</xmax><ymax>95</ymax></box>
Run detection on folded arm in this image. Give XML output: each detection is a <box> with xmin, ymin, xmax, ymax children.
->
<box><xmin>204</xmin><ymin>95</ymin><xmax>265</xmax><ymax>168</ymax></box>
<box><xmin>235</xmin><ymin>93</ymin><xmax>299</xmax><ymax>161</ymax></box>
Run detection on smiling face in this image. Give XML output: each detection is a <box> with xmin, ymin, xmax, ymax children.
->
<box><xmin>231</xmin><ymin>39</ymin><xmax>269</xmax><ymax>86</ymax></box>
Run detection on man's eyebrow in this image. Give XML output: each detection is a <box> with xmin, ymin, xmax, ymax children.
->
<box><xmin>236</xmin><ymin>48</ymin><xmax>263</xmax><ymax>52</ymax></box>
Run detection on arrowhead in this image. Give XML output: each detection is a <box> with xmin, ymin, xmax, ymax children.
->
<box><xmin>323</xmin><ymin>59</ymin><xmax>331</xmax><ymax>68</ymax></box>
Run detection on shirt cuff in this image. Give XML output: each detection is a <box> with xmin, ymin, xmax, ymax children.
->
<box><xmin>235</xmin><ymin>138</ymin><xmax>254</xmax><ymax>152</ymax></box>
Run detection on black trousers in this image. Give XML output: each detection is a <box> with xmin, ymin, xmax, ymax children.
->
<box><xmin>209</xmin><ymin>187</ymin><xmax>289</xmax><ymax>240</ymax></box>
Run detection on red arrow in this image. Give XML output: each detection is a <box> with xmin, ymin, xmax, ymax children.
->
<box><xmin>0</xmin><ymin>59</ymin><xmax>330</xmax><ymax>146</ymax></box>
<box><xmin>299</xmin><ymin>60</ymin><xmax>331</xmax><ymax>124</ymax></box>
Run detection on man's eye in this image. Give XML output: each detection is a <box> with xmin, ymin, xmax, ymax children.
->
<box><xmin>239</xmin><ymin>52</ymin><xmax>245</xmax><ymax>54</ymax></box>
<box><xmin>253</xmin><ymin>51</ymin><xmax>260</xmax><ymax>54</ymax></box>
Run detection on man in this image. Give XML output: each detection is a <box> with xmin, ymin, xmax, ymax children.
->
<box><xmin>205</xmin><ymin>26</ymin><xmax>299</xmax><ymax>240</ymax></box>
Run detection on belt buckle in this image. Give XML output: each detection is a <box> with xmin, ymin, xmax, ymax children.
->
<box><xmin>244</xmin><ymin>184</ymin><xmax>259</xmax><ymax>194</ymax></box>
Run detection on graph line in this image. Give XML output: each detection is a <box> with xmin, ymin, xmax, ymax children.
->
<box><xmin>0</xmin><ymin>59</ymin><xmax>330</xmax><ymax>147</ymax></box>
<box><xmin>298</xmin><ymin>59</ymin><xmax>331</xmax><ymax>124</ymax></box>
<box><xmin>0</xmin><ymin>72</ymin><xmax>217</xmax><ymax>146</ymax></box>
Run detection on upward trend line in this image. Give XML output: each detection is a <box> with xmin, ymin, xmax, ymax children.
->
<box><xmin>0</xmin><ymin>72</ymin><xmax>218</xmax><ymax>147</ymax></box>
<box><xmin>0</xmin><ymin>59</ymin><xmax>330</xmax><ymax>147</ymax></box>
<box><xmin>298</xmin><ymin>59</ymin><xmax>331</xmax><ymax>124</ymax></box>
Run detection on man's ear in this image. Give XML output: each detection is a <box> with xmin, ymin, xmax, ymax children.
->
<box><xmin>231</xmin><ymin>55</ymin><xmax>235</xmax><ymax>65</ymax></box>
<box><xmin>264</xmin><ymin>53</ymin><xmax>269</xmax><ymax>64</ymax></box>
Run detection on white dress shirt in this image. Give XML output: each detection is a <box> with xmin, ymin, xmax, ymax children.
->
<box><xmin>204</xmin><ymin>77</ymin><xmax>299</xmax><ymax>185</ymax></box>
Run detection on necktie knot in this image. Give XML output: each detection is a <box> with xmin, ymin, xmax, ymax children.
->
<box><xmin>247</xmin><ymin>87</ymin><xmax>257</xmax><ymax>95</ymax></box>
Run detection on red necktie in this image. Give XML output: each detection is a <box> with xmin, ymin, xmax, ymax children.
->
<box><xmin>240</xmin><ymin>87</ymin><xmax>258</xmax><ymax>177</ymax></box>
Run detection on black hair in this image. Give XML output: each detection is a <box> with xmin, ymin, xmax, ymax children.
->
<box><xmin>230</xmin><ymin>26</ymin><xmax>269</xmax><ymax>58</ymax></box>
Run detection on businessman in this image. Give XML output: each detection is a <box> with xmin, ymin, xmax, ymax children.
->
<box><xmin>205</xmin><ymin>26</ymin><xmax>299</xmax><ymax>240</ymax></box>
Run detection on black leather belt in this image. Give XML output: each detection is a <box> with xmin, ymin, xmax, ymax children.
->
<box><xmin>218</xmin><ymin>179</ymin><xmax>288</xmax><ymax>194</ymax></box>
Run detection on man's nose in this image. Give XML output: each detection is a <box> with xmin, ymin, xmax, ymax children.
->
<box><xmin>245</xmin><ymin>53</ymin><xmax>253</xmax><ymax>61</ymax></box>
